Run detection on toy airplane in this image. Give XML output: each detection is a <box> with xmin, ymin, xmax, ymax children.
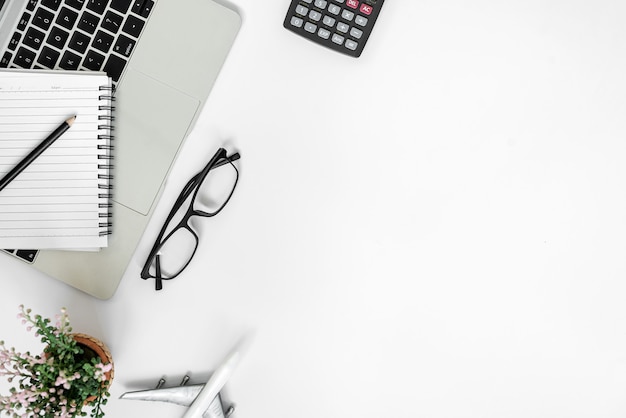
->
<box><xmin>120</xmin><ymin>348</ymin><xmax>242</xmax><ymax>418</ymax></box>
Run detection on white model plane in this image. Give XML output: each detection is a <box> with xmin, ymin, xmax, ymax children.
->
<box><xmin>120</xmin><ymin>347</ymin><xmax>242</xmax><ymax>418</ymax></box>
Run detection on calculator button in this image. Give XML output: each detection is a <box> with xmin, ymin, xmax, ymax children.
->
<box><xmin>328</xmin><ymin>4</ymin><xmax>340</xmax><ymax>15</ymax></box>
<box><xmin>350</xmin><ymin>27</ymin><xmax>363</xmax><ymax>38</ymax></box>
<box><xmin>309</xmin><ymin>10</ymin><xmax>322</xmax><ymax>21</ymax></box>
<box><xmin>304</xmin><ymin>22</ymin><xmax>317</xmax><ymax>33</ymax></box>
<box><xmin>301</xmin><ymin>0</ymin><xmax>312</xmax><ymax>2</ymax></box>
<box><xmin>314</xmin><ymin>0</ymin><xmax>327</xmax><ymax>8</ymax></box>
<box><xmin>295</xmin><ymin>5</ymin><xmax>309</xmax><ymax>15</ymax></box>
<box><xmin>346</xmin><ymin>0</ymin><xmax>359</xmax><ymax>8</ymax></box>
<box><xmin>359</xmin><ymin>3</ymin><xmax>373</xmax><ymax>14</ymax></box>
<box><xmin>331</xmin><ymin>33</ymin><xmax>344</xmax><ymax>45</ymax></box>
<box><xmin>318</xmin><ymin>28</ymin><xmax>331</xmax><ymax>39</ymax></box>
<box><xmin>345</xmin><ymin>39</ymin><xmax>358</xmax><ymax>50</ymax></box>
<box><xmin>355</xmin><ymin>15</ymin><xmax>368</xmax><ymax>26</ymax></box>
<box><xmin>334</xmin><ymin>0</ymin><xmax>344</xmax><ymax>3</ymax></box>
<box><xmin>323</xmin><ymin>15</ymin><xmax>336</xmax><ymax>27</ymax></box>
<box><xmin>290</xmin><ymin>16</ymin><xmax>304</xmax><ymax>27</ymax></box>
<box><xmin>336</xmin><ymin>22</ymin><xmax>349</xmax><ymax>33</ymax></box>
<box><xmin>341</xmin><ymin>9</ymin><xmax>354</xmax><ymax>20</ymax></box>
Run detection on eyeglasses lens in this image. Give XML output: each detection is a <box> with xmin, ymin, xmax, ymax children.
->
<box><xmin>193</xmin><ymin>160</ymin><xmax>238</xmax><ymax>214</ymax></box>
<box><xmin>149</xmin><ymin>227</ymin><xmax>197</xmax><ymax>278</ymax></box>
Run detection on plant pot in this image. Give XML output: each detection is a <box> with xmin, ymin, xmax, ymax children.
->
<box><xmin>71</xmin><ymin>333</ymin><xmax>114</xmax><ymax>403</ymax></box>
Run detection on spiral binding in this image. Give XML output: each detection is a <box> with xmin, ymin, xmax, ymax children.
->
<box><xmin>97</xmin><ymin>84</ymin><xmax>115</xmax><ymax>237</ymax></box>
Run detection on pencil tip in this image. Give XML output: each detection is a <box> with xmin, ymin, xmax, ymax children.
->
<box><xmin>66</xmin><ymin>116</ymin><xmax>76</xmax><ymax>126</ymax></box>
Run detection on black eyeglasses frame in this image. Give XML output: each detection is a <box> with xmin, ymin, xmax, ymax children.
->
<box><xmin>140</xmin><ymin>147</ymin><xmax>240</xmax><ymax>290</ymax></box>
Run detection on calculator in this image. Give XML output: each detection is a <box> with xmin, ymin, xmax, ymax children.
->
<box><xmin>283</xmin><ymin>0</ymin><xmax>385</xmax><ymax>58</ymax></box>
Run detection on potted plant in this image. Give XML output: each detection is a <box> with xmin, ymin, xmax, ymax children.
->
<box><xmin>0</xmin><ymin>305</ymin><xmax>113</xmax><ymax>417</ymax></box>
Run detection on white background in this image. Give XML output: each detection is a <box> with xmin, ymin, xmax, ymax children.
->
<box><xmin>2</xmin><ymin>0</ymin><xmax>626</xmax><ymax>417</ymax></box>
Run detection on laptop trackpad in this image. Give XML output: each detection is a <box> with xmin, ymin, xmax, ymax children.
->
<box><xmin>114</xmin><ymin>69</ymin><xmax>200</xmax><ymax>215</ymax></box>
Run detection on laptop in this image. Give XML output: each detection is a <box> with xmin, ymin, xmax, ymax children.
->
<box><xmin>0</xmin><ymin>0</ymin><xmax>241</xmax><ymax>298</ymax></box>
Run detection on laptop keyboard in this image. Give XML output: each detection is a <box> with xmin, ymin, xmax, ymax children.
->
<box><xmin>0</xmin><ymin>0</ymin><xmax>154</xmax><ymax>83</ymax></box>
<box><xmin>3</xmin><ymin>249</ymin><xmax>38</xmax><ymax>263</ymax></box>
<box><xmin>1</xmin><ymin>0</ymin><xmax>153</xmax><ymax>262</ymax></box>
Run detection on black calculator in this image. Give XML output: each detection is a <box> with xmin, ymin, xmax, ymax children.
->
<box><xmin>283</xmin><ymin>0</ymin><xmax>385</xmax><ymax>58</ymax></box>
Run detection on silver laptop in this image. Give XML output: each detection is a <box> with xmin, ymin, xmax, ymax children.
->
<box><xmin>0</xmin><ymin>0</ymin><xmax>241</xmax><ymax>298</ymax></box>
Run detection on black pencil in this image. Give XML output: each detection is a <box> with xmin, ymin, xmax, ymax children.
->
<box><xmin>0</xmin><ymin>115</ymin><xmax>76</xmax><ymax>192</ymax></box>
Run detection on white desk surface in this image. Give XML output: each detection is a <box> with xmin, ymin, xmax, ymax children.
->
<box><xmin>2</xmin><ymin>1</ymin><xmax>626</xmax><ymax>417</ymax></box>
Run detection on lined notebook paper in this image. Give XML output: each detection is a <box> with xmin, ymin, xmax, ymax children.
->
<box><xmin>0</xmin><ymin>70</ymin><xmax>113</xmax><ymax>249</ymax></box>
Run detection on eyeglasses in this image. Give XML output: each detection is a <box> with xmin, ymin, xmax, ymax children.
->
<box><xmin>141</xmin><ymin>148</ymin><xmax>240</xmax><ymax>290</ymax></box>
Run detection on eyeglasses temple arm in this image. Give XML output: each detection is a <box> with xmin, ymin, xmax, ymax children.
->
<box><xmin>211</xmin><ymin>152</ymin><xmax>240</xmax><ymax>170</ymax></box>
<box><xmin>155</xmin><ymin>254</ymin><xmax>163</xmax><ymax>291</ymax></box>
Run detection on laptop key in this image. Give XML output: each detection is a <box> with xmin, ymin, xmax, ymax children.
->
<box><xmin>24</xmin><ymin>27</ymin><xmax>45</xmax><ymax>50</ymax></box>
<box><xmin>113</xmin><ymin>34</ymin><xmax>135</xmax><ymax>57</ymax></box>
<box><xmin>56</xmin><ymin>7</ymin><xmax>79</xmax><ymax>30</ymax></box>
<box><xmin>8</xmin><ymin>33</ymin><xmax>21</xmax><ymax>51</ymax></box>
<box><xmin>15</xmin><ymin>249</ymin><xmax>38</xmax><ymax>263</ymax></box>
<box><xmin>132</xmin><ymin>0</ymin><xmax>154</xmax><ymax>18</ymax></box>
<box><xmin>86</xmin><ymin>0</ymin><xmax>107</xmax><ymax>15</ymax></box>
<box><xmin>32</xmin><ymin>8</ymin><xmax>54</xmax><ymax>30</ymax></box>
<box><xmin>41</xmin><ymin>0</ymin><xmax>62</xmax><ymax>11</ymax></box>
<box><xmin>92</xmin><ymin>30</ymin><xmax>114</xmax><ymax>53</ymax></box>
<box><xmin>102</xmin><ymin>11</ymin><xmax>124</xmax><ymax>34</ymax></box>
<box><xmin>78</xmin><ymin>11</ymin><xmax>99</xmax><ymax>34</ymax></box>
<box><xmin>18</xmin><ymin>13</ymin><xmax>30</xmax><ymax>31</ymax></box>
<box><xmin>83</xmin><ymin>49</ymin><xmax>104</xmax><ymax>70</ymax></box>
<box><xmin>68</xmin><ymin>31</ymin><xmax>90</xmax><ymax>53</ymax></box>
<box><xmin>14</xmin><ymin>47</ymin><xmax>36</xmax><ymax>68</ymax></box>
<box><xmin>110</xmin><ymin>0</ymin><xmax>133</xmax><ymax>14</ymax></box>
<box><xmin>26</xmin><ymin>0</ymin><xmax>38</xmax><ymax>11</ymax></box>
<box><xmin>103</xmin><ymin>54</ymin><xmax>127</xmax><ymax>82</ymax></box>
<box><xmin>0</xmin><ymin>52</ymin><xmax>12</xmax><ymax>68</ymax></box>
<box><xmin>59</xmin><ymin>50</ymin><xmax>81</xmax><ymax>69</ymax></box>
<box><xmin>47</xmin><ymin>26</ymin><xmax>69</xmax><ymax>49</ymax></box>
<box><xmin>65</xmin><ymin>0</ymin><xmax>86</xmax><ymax>11</ymax></box>
<box><xmin>122</xmin><ymin>14</ymin><xmax>145</xmax><ymax>38</ymax></box>
<box><xmin>37</xmin><ymin>46</ymin><xmax>60</xmax><ymax>68</ymax></box>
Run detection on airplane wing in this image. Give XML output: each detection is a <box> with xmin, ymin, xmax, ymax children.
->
<box><xmin>120</xmin><ymin>341</ymin><xmax>245</xmax><ymax>418</ymax></box>
<box><xmin>119</xmin><ymin>385</ymin><xmax>229</xmax><ymax>418</ymax></box>
<box><xmin>119</xmin><ymin>384</ymin><xmax>204</xmax><ymax>407</ymax></box>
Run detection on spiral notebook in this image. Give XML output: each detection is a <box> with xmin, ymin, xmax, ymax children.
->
<box><xmin>0</xmin><ymin>69</ymin><xmax>113</xmax><ymax>249</ymax></box>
